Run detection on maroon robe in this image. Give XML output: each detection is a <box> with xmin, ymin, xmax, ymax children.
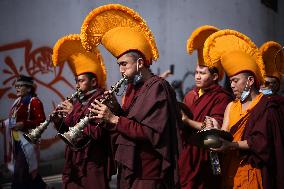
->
<box><xmin>230</xmin><ymin>95</ymin><xmax>284</xmax><ymax>189</ymax></box>
<box><xmin>105</xmin><ymin>75</ymin><xmax>182</xmax><ymax>189</ymax></box>
<box><xmin>57</xmin><ymin>88</ymin><xmax>115</xmax><ymax>189</ymax></box>
<box><xmin>178</xmin><ymin>84</ymin><xmax>232</xmax><ymax>189</ymax></box>
<box><xmin>269</xmin><ymin>94</ymin><xmax>284</xmax><ymax>115</ymax></box>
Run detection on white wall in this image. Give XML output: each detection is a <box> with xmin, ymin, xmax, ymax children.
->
<box><xmin>0</xmin><ymin>0</ymin><xmax>283</xmax><ymax>172</ymax></box>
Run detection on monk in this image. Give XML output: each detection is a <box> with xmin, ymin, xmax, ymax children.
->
<box><xmin>259</xmin><ymin>41</ymin><xmax>284</xmax><ymax>115</ymax></box>
<box><xmin>257</xmin><ymin>42</ymin><xmax>284</xmax><ymax>188</ymax></box>
<box><xmin>83</xmin><ymin>4</ymin><xmax>181</xmax><ymax>188</ymax></box>
<box><xmin>179</xmin><ymin>66</ymin><xmax>232</xmax><ymax>189</ymax></box>
<box><xmin>259</xmin><ymin>41</ymin><xmax>283</xmax><ymax>96</ymax></box>
<box><xmin>203</xmin><ymin>29</ymin><xmax>284</xmax><ymax>189</ymax></box>
<box><xmin>179</xmin><ymin>25</ymin><xmax>232</xmax><ymax>189</ymax></box>
<box><xmin>91</xmin><ymin>50</ymin><xmax>181</xmax><ymax>189</ymax></box>
<box><xmin>51</xmin><ymin>34</ymin><xmax>114</xmax><ymax>189</ymax></box>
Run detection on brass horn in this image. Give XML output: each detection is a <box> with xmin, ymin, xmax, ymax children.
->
<box><xmin>23</xmin><ymin>89</ymin><xmax>82</xmax><ymax>144</ymax></box>
<box><xmin>58</xmin><ymin>75</ymin><xmax>127</xmax><ymax>149</ymax></box>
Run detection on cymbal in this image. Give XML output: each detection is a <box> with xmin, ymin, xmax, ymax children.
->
<box><xmin>192</xmin><ymin>127</ymin><xmax>233</xmax><ymax>148</ymax></box>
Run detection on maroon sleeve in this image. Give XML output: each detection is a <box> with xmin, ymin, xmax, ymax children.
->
<box><xmin>183</xmin><ymin>90</ymin><xmax>194</xmax><ymax>106</ymax></box>
<box><xmin>267</xmin><ymin>108</ymin><xmax>284</xmax><ymax>188</ymax></box>
<box><xmin>116</xmin><ymin>89</ymin><xmax>170</xmax><ymax>145</ymax></box>
<box><xmin>83</xmin><ymin>120</ymin><xmax>104</xmax><ymax>141</ymax></box>
<box><xmin>245</xmin><ymin>109</ymin><xmax>271</xmax><ymax>165</ymax></box>
<box><xmin>245</xmin><ymin>105</ymin><xmax>284</xmax><ymax>188</ymax></box>
<box><xmin>63</xmin><ymin>112</ymin><xmax>73</xmax><ymax>128</ymax></box>
<box><xmin>52</xmin><ymin>117</ymin><xmax>67</xmax><ymax>132</ymax></box>
<box><xmin>116</xmin><ymin>116</ymin><xmax>153</xmax><ymax>140</ymax></box>
<box><xmin>209</xmin><ymin>94</ymin><xmax>232</xmax><ymax>125</ymax></box>
<box><xmin>23</xmin><ymin>98</ymin><xmax>46</xmax><ymax>129</ymax></box>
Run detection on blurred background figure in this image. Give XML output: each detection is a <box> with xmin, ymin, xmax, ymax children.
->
<box><xmin>1</xmin><ymin>75</ymin><xmax>47</xmax><ymax>189</ymax></box>
<box><xmin>259</xmin><ymin>41</ymin><xmax>284</xmax><ymax>96</ymax></box>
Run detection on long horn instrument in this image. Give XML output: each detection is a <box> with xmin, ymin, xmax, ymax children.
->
<box><xmin>58</xmin><ymin>75</ymin><xmax>127</xmax><ymax>149</ymax></box>
<box><xmin>23</xmin><ymin>89</ymin><xmax>82</xmax><ymax>144</ymax></box>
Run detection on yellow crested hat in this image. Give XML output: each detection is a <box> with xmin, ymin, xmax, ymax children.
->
<box><xmin>52</xmin><ymin>34</ymin><xmax>107</xmax><ymax>88</ymax></box>
<box><xmin>80</xmin><ymin>4</ymin><xmax>159</xmax><ymax>64</ymax></box>
<box><xmin>186</xmin><ymin>25</ymin><xmax>224</xmax><ymax>79</ymax></box>
<box><xmin>259</xmin><ymin>41</ymin><xmax>284</xmax><ymax>80</ymax></box>
<box><xmin>203</xmin><ymin>29</ymin><xmax>265</xmax><ymax>85</ymax></box>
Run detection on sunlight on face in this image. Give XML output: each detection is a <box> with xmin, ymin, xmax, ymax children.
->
<box><xmin>194</xmin><ymin>65</ymin><xmax>215</xmax><ymax>89</ymax></box>
<box><xmin>229</xmin><ymin>73</ymin><xmax>250</xmax><ymax>99</ymax></box>
<box><xmin>117</xmin><ymin>54</ymin><xmax>139</xmax><ymax>81</ymax></box>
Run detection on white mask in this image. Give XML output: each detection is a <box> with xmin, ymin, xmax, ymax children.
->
<box><xmin>133</xmin><ymin>58</ymin><xmax>143</xmax><ymax>85</ymax></box>
<box><xmin>259</xmin><ymin>88</ymin><xmax>273</xmax><ymax>95</ymax></box>
<box><xmin>240</xmin><ymin>80</ymin><xmax>251</xmax><ymax>102</ymax></box>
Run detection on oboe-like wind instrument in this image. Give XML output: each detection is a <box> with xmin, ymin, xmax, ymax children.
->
<box><xmin>58</xmin><ymin>75</ymin><xmax>127</xmax><ymax>149</ymax></box>
<box><xmin>23</xmin><ymin>89</ymin><xmax>82</xmax><ymax>144</ymax></box>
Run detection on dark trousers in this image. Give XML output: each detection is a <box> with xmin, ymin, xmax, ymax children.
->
<box><xmin>11</xmin><ymin>141</ymin><xmax>46</xmax><ymax>189</ymax></box>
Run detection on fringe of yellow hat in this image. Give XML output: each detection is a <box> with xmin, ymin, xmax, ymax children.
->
<box><xmin>203</xmin><ymin>29</ymin><xmax>265</xmax><ymax>85</ymax></box>
<box><xmin>52</xmin><ymin>34</ymin><xmax>107</xmax><ymax>88</ymax></box>
<box><xmin>80</xmin><ymin>4</ymin><xmax>159</xmax><ymax>64</ymax></box>
<box><xmin>259</xmin><ymin>41</ymin><xmax>284</xmax><ymax>81</ymax></box>
<box><xmin>186</xmin><ymin>25</ymin><xmax>224</xmax><ymax>80</ymax></box>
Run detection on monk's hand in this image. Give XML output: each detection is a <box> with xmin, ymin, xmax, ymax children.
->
<box><xmin>57</xmin><ymin>100</ymin><xmax>73</xmax><ymax>116</ymax></box>
<box><xmin>89</xmin><ymin>99</ymin><xmax>119</xmax><ymax>125</ymax></box>
<box><xmin>204</xmin><ymin>116</ymin><xmax>220</xmax><ymax>129</ymax></box>
<box><xmin>50</xmin><ymin>109</ymin><xmax>63</xmax><ymax>126</ymax></box>
<box><xmin>103</xmin><ymin>91</ymin><xmax>121</xmax><ymax>114</ymax></box>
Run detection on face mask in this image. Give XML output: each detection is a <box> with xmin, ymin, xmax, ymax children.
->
<box><xmin>240</xmin><ymin>79</ymin><xmax>251</xmax><ymax>102</ymax></box>
<box><xmin>259</xmin><ymin>88</ymin><xmax>273</xmax><ymax>95</ymax></box>
<box><xmin>133</xmin><ymin>58</ymin><xmax>143</xmax><ymax>86</ymax></box>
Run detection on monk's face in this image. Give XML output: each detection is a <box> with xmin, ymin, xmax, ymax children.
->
<box><xmin>75</xmin><ymin>74</ymin><xmax>96</xmax><ymax>93</ymax></box>
<box><xmin>230</xmin><ymin>73</ymin><xmax>254</xmax><ymax>99</ymax></box>
<box><xmin>117</xmin><ymin>53</ymin><xmax>141</xmax><ymax>81</ymax></box>
<box><xmin>194</xmin><ymin>65</ymin><xmax>216</xmax><ymax>89</ymax></box>
<box><xmin>260</xmin><ymin>77</ymin><xmax>279</xmax><ymax>94</ymax></box>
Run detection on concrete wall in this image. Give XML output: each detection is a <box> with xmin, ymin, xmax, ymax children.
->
<box><xmin>0</xmin><ymin>0</ymin><xmax>283</xmax><ymax>175</ymax></box>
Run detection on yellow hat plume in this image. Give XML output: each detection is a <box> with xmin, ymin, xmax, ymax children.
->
<box><xmin>80</xmin><ymin>4</ymin><xmax>159</xmax><ymax>63</ymax></box>
<box><xmin>52</xmin><ymin>34</ymin><xmax>107</xmax><ymax>88</ymax></box>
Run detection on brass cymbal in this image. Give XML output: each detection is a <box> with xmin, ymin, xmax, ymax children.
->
<box><xmin>192</xmin><ymin>127</ymin><xmax>233</xmax><ymax>148</ymax></box>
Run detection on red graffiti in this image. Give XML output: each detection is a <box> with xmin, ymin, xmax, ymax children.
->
<box><xmin>0</xmin><ymin>40</ymin><xmax>75</xmax><ymax>149</ymax></box>
<box><xmin>0</xmin><ymin>39</ymin><xmax>74</xmax><ymax>100</ymax></box>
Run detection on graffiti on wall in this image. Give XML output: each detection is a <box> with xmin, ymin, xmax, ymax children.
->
<box><xmin>0</xmin><ymin>39</ymin><xmax>74</xmax><ymax>149</ymax></box>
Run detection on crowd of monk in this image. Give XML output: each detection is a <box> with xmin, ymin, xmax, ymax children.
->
<box><xmin>1</xmin><ymin>3</ymin><xmax>284</xmax><ymax>189</ymax></box>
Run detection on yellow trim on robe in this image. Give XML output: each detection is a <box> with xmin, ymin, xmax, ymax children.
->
<box><xmin>12</xmin><ymin>131</ymin><xmax>20</xmax><ymax>141</ymax></box>
<box><xmin>198</xmin><ymin>89</ymin><xmax>204</xmax><ymax>97</ymax></box>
